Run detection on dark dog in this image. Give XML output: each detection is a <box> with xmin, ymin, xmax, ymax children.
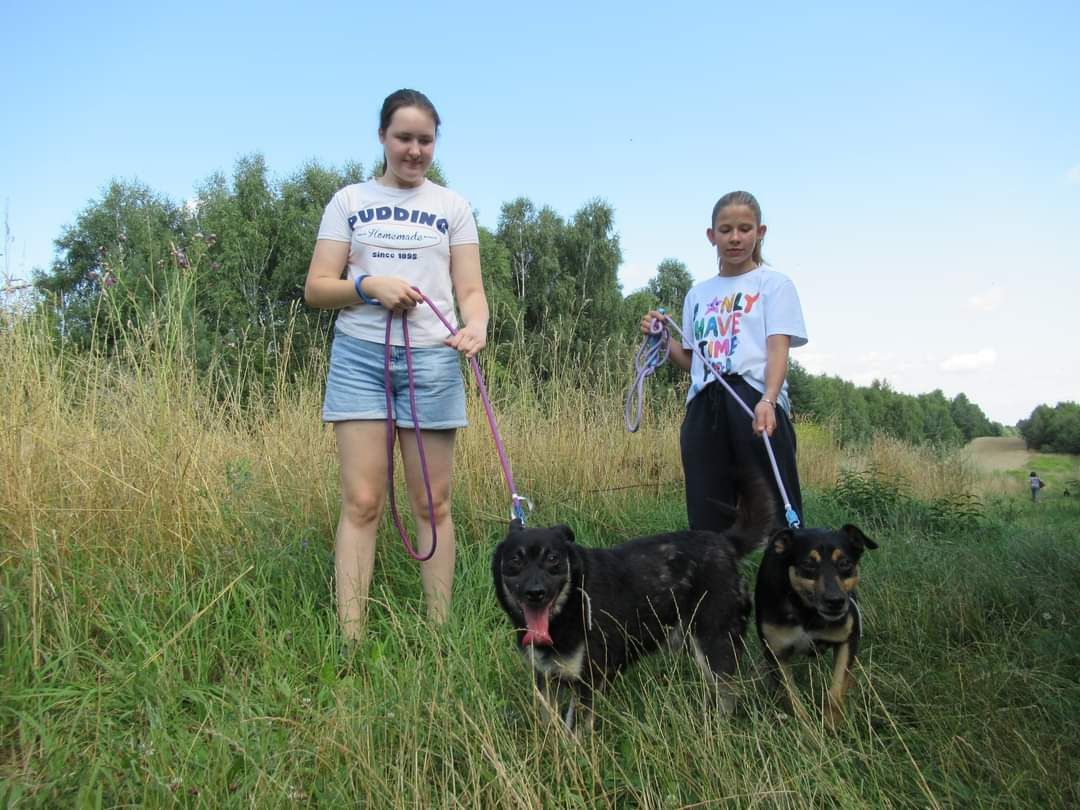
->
<box><xmin>492</xmin><ymin>509</ymin><xmax>769</xmax><ymax>731</ymax></box>
<box><xmin>754</xmin><ymin>524</ymin><xmax>878</xmax><ymax>727</ymax></box>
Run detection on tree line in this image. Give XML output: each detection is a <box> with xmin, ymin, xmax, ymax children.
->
<box><xmin>30</xmin><ymin>154</ymin><xmax>1002</xmax><ymax>447</ymax></box>
<box><xmin>1018</xmin><ymin>402</ymin><xmax>1080</xmax><ymax>454</ymax></box>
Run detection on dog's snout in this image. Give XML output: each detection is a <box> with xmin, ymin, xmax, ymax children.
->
<box><xmin>823</xmin><ymin>594</ymin><xmax>847</xmax><ymax>613</ymax></box>
<box><xmin>524</xmin><ymin>587</ymin><xmax>548</xmax><ymax>604</ymax></box>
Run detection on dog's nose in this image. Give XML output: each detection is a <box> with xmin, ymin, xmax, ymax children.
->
<box><xmin>823</xmin><ymin>595</ymin><xmax>847</xmax><ymax>614</ymax></box>
<box><xmin>524</xmin><ymin>587</ymin><xmax>547</xmax><ymax>604</ymax></box>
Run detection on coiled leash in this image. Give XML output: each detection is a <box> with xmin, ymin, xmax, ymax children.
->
<box><xmin>626</xmin><ymin>314</ymin><xmax>802</xmax><ymax>529</ymax></box>
<box><xmin>624</xmin><ymin>307</ymin><xmax>670</xmax><ymax>433</ymax></box>
<box><xmin>379</xmin><ymin>287</ymin><xmax>531</xmax><ymax>561</ymax></box>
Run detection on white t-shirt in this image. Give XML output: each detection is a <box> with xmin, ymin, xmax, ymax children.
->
<box><xmin>681</xmin><ymin>267</ymin><xmax>808</xmax><ymax>413</ymax></box>
<box><xmin>317</xmin><ymin>179</ymin><xmax>479</xmax><ymax>347</ymax></box>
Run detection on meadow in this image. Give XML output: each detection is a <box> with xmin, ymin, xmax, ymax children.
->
<box><xmin>2</xmin><ymin>308</ymin><xmax>1079</xmax><ymax>809</ymax></box>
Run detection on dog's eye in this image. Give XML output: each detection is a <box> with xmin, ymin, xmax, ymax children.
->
<box><xmin>836</xmin><ymin>559</ymin><xmax>854</xmax><ymax>575</ymax></box>
<box><xmin>545</xmin><ymin>551</ymin><xmax>561</xmax><ymax>565</ymax></box>
<box><xmin>796</xmin><ymin>563</ymin><xmax>818</xmax><ymax>578</ymax></box>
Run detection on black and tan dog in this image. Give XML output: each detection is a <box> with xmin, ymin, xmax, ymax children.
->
<box><xmin>492</xmin><ymin>503</ymin><xmax>771</xmax><ymax>732</ymax></box>
<box><xmin>754</xmin><ymin>524</ymin><xmax>878</xmax><ymax>727</ymax></box>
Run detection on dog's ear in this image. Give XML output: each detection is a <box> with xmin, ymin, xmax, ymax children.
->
<box><xmin>841</xmin><ymin>524</ymin><xmax>878</xmax><ymax>552</ymax></box>
<box><xmin>508</xmin><ymin>518</ymin><xmax>524</xmax><ymax>533</ymax></box>
<box><xmin>554</xmin><ymin>524</ymin><xmax>575</xmax><ymax>544</ymax></box>
<box><xmin>768</xmin><ymin>528</ymin><xmax>794</xmax><ymax>556</ymax></box>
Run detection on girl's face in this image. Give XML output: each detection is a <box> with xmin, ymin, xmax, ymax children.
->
<box><xmin>707</xmin><ymin>204</ymin><xmax>766</xmax><ymax>276</ymax></box>
<box><xmin>378</xmin><ymin>105</ymin><xmax>437</xmax><ymax>188</ymax></box>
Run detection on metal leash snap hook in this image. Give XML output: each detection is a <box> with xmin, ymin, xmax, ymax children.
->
<box><xmin>511</xmin><ymin>494</ymin><xmax>533</xmax><ymax>523</ymax></box>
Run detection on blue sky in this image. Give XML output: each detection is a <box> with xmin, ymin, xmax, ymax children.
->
<box><xmin>2</xmin><ymin>1</ymin><xmax>1078</xmax><ymax>424</ymax></box>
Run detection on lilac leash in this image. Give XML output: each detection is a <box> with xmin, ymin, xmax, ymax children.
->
<box><xmin>381</xmin><ymin>289</ymin><xmax>531</xmax><ymax>562</ymax></box>
<box><xmin>627</xmin><ymin>315</ymin><xmax>801</xmax><ymax>529</ymax></box>
<box><xmin>625</xmin><ymin>307</ymin><xmax>670</xmax><ymax>432</ymax></box>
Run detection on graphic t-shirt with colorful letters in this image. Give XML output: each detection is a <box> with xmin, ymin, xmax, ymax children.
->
<box><xmin>318</xmin><ymin>179</ymin><xmax>479</xmax><ymax>347</ymax></box>
<box><xmin>681</xmin><ymin>267</ymin><xmax>807</xmax><ymax>413</ymax></box>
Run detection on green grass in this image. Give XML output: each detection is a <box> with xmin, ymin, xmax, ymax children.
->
<box><xmin>2</xmin><ymin>304</ymin><xmax>1079</xmax><ymax>808</ymax></box>
<box><xmin>3</xmin><ymin>487</ymin><xmax>1079</xmax><ymax>808</ymax></box>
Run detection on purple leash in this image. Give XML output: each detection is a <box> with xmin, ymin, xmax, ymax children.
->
<box><xmin>383</xmin><ymin>312</ymin><xmax>438</xmax><ymax>561</ymax></box>
<box><xmin>627</xmin><ymin>314</ymin><xmax>801</xmax><ymax>529</ymax></box>
<box><xmin>625</xmin><ymin>307</ymin><xmax>670</xmax><ymax>432</ymax></box>
<box><xmin>381</xmin><ymin>288</ymin><xmax>530</xmax><ymax>562</ymax></box>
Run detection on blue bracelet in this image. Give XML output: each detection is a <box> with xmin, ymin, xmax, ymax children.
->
<box><xmin>354</xmin><ymin>274</ymin><xmax>381</xmax><ymax>306</ymax></box>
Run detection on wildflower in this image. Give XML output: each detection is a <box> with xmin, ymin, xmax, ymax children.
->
<box><xmin>211</xmin><ymin>262</ymin><xmax>221</xmax><ymax>271</ymax></box>
<box><xmin>170</xmin><ymin>243</ymin><xmax>191</xmax><ymax>269</ymax></box>
<box><xmin>118</xmin><ymin>233</ymin><xmax>127</xmax><ymax>242</ymax></box>
<box><xmin>206</xmin><ymin>233</ymin><xmax>217</xmax><ymax>246</ymax></box>
<box><xmin>103</xmin><ymin>274</ymin><xmax>116</xmax><ymax>288</ymax></box>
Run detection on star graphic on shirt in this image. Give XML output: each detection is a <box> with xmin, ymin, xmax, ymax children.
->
<box><xmin>704</xmin><ymin>297</ymin><xmax>721</xmax><ymax>316</ymax></box>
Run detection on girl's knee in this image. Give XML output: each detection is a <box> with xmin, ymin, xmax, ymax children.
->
<box><xmin>409</xmin><ymin>487</ymin><xmax>453</xmax><ymax>525</ymax></box>
<box><xmin>341</xmin><ymin>489</ymin><xmax>384</xmax><ymax>527</ymax></box>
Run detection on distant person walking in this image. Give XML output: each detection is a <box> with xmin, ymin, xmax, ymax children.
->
<box><xmin>1029</xmin><ymin>471</ymin><xmax>1044</xmax><ymax>502</ymax></box>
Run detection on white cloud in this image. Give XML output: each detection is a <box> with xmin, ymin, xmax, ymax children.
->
<box><xmin>968</xmin><ymin>287</ymin><xmax>1005</xmax><ymax>313</ymax></box>
<box><xmin>939</xmin><ymin>348</ymin><xmax>997</xmax><ymax>372</ymax></box>
<box><xmin>1067</xmin><ymin>165</ymin><xmax>1080</xmax><ymax>185</ymax></box>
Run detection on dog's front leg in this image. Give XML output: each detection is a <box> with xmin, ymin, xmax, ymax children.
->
<box><xmin>763</xmin><ymin>644</ymin><xmax>811</xmax><ymax>722</ymax></box>
<box><xmin>572</xmin><ymin>683</ymin><xmax>595</xmax><ymax>733</ymax></box>
<box><xmin>533</xmin><ymin>673</ymin><xmax>567</xmax><ymax>730</ymax></box>
<box><xmin>533</xmin><ymin>673</ymin><xmax>582</xmax><ymax>734</ymax></box>
<box><xmin>824</xmin><ymin>641</ymin><xmax>853</xmax><ymax>730</ymax></box>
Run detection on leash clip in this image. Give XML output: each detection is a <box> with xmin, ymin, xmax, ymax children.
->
<box><xmin>511</xmin><ymin>494</ymin><xmax>533</xmax><ymax>524</ymax></box>
<box><xmin>784</xmin><ymin>507</ymin><xmax>801</xmax><ymax>529</ymax></box>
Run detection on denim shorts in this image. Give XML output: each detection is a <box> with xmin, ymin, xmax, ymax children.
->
<box><xmin>322</xmin><ymin>332</ymin><xmax>467</xmax><ymax>429</ymax></box>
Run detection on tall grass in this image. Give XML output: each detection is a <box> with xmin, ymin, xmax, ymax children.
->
<box><xmin>2</xmin><ymin>302</ymin><xmax>1078</xmax><ymax>807</ymax></box>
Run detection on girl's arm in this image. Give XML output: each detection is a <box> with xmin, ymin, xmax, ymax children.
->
<box><xmin>304</xmin><ymin>239</ymin><xmax>424</xmax><ymax>311</ymax></box>
<box><xmin>446</xmin><ymin>243</ymin><xmax>488</xmax><ymax>358</ymax></box>
<box><xmin>754</xmin><ymin>334</ymin><xmax>792</xmax><ymax>436</ymax></box>
<box><xmin>641</xmin><ymin>310</ymin><xmax>691</xmax><ymax>371</ymax></box>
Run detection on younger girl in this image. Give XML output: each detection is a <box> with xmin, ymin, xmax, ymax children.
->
<box><xmin>641</xmin><ymin>191</ymin><xmax>807</xmax><ymax>531</ymax></box>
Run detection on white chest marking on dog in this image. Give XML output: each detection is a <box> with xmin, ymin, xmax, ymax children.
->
<box><xmin>526</xmin><ymin>643</ymin><xmax>586</xmax><ymax>681</ymax></box>
<box><xmin>762</xmin><ymin>615</ymin><xmax>854</xmax><ymax>656</ymax></box>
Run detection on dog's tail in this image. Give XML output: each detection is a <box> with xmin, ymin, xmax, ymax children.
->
<box><xmin>727</xmin><ymin>473</ymin><xmax>783</xmax><ymax>558</ymax></box>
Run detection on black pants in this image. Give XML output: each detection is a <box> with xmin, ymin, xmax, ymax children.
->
<box><xmin>679</xmin><ymin>377</ymin><xmax>804</xmax><ymax>532</ymax></box>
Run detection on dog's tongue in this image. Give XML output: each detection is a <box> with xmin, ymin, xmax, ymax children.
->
<box><xmin>521</xmin><ymin>604</ymin><xmax>553</xmax><ymax>646</ymax></box>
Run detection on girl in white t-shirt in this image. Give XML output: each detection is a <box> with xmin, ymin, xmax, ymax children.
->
<box><xmin>641</xmin><ymin>191</ymin><xmax>807</xmax><ymax>531</ymax></box>
<box><xmin>304</xmin><ymin>89</ymin><xmax>489</xmax><ymax>640</ymax></box>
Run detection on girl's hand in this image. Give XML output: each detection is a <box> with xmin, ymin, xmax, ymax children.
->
<box><xmin>364</xmin><ymin>277</ymin><xmax>425</xmax><ymax>312</ymax></box>
<box><xmin>754</xmin><ymin>399</ymin><xmax>778</xmax><ymax>436</ymax></box>
<box><xmin>640</xmin><ymin>310</ymin><xmax>667</xmax><ymax>336</ymax></box>
<box><xmin>445</xmin><ymin>320</ymin><xmax>487</xmax><ymax>358</ymax></box>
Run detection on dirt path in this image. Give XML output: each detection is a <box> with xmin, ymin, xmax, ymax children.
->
<box><xmin>963</xmin><ymin>436</ymin><xmax>1031</xmax><ymax>473</ymax></box>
